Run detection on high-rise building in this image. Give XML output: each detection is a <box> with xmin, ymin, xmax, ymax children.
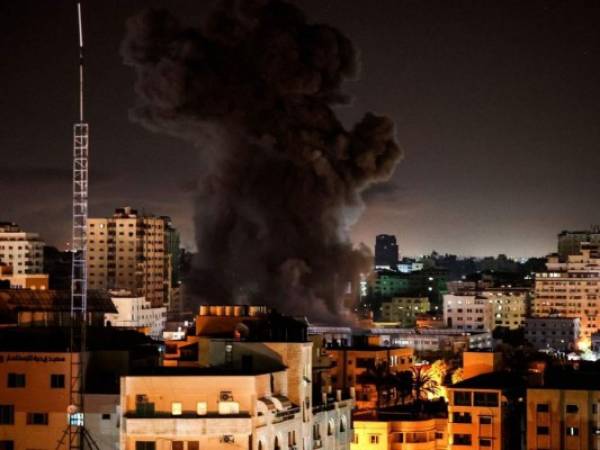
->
<box><xmin>443</xmin><ymin>294</ymin><xmax>494</xmax><ymax>332</ymax></box>
<box><xmin>558</xmin><ymin>226</ymin><xmax>600</xmax><ymax>260</ymax></box>
<box><xmin>532</xmin><ymin>244</ymin><xmax>600</xmax><ymax>342</ymax></box>
<box><xmin>375</xmin><ymin>234</ymin><xmax>399</xmax><ymax>270</ymax></box>
<box><xmin>379</xmin><ymin>297</ymin><xmax>430</xmax><ymax>326</ymax></box>
<box><xmin>87</xmin><ymin>207</ymin><xmax>172</xmax><ymax>307</ymax></box>
<box><xmin>0</xmin><ymin>222</ymin><xmax>44</xmax><ymax>275</ymax></box>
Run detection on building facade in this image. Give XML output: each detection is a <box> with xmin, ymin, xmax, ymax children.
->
<box><xmin>375</xmin><ymin>235</ymin><xmax>399</xmax><ymax>270</ymax></box>
<box><xmin>105</xmin><ymin>290</ymin><xmax>167</xmax><ymax>339</ymax></box>
<box><xmin>380</xmin><ymin>297</ymin><xmax>430</xmax><ymax>326</ymax></box>
<box><xmin>527</xmin><ymin>373</ymin><xmax>600</xmax><ymax>450</ymax></box>
<box><xmin>88</xmin><ymin>207</ymin><xmax>170</xmax><ymax>307</ymax></box>
<box><xmin>443</xmin><ymin>295</ymin><xmax>494</xmax><ymax>332</ymax></box>
<box><xmin>533</xmin><ymin>245</ymin><xmax>600</xmax><ymax>342</ymax></box>
<box><xmin>0</xmin><ymin>223</ymin><xmax>44</xmax><ymax>275</ymax></box>
<box><xmin>558</xmin><ymin>227</ymin><xmax>600</xmax><ymax>260</ymax></box>
<box><xmin>524</xmin><ymin>316</ymin><xmax>580</xmax><ymax>352</ymax></box>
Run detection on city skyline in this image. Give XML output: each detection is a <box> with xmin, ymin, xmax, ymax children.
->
<box><xmin>2</xmin><ymin>1</ymin><xmax>600</xmax><ymax>258</ymax></box>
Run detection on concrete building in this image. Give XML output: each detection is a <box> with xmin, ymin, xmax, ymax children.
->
<box><xmin>397</xmin><ymin>258</ymin><xmax>424</xmax><ymax>274</ymax></box>
<box><xmin>443</xmin><ymin>294</ymin><xmax>494</xmax><ymax>332</ymax></box>
<box><xmin>0</xmin><ymin>222</ymin><xmax>44</xmax><ymax>275</ymax></box>
<box><xmin>105</xmin><ymin>290</ymin><xmax>167</xmax><ymax>339</ymax></box>
<box><xmin>88</xmin><ymin>207</ymin><xmax>171</xmax><ymax>307</ymax></box>
<box><xmin>527</xmin><ymin>371</ymin><xmax>600</xmax><ymax>450</ymax></box>
<box><xmin>447</xmin><ymin>372</ymin><xmax>524</xmax><ymax>450</ymax></box>
<box><xmin>0</xmin><ymin>264</ymin><xmax>48</xmax><ymax>290</ymax></box>
<box><xmin>120</xmin><ymin>305</ymin><xmax>353</xmax><ymax>450</ymax></box>
<box><xmin>352</xmin><ymin>406</ymin><xmax>448</xmax><ymax>450</ymax></box>
<box><xmin>327</xmin><ymin>345</ymin><xmax>414</xmax><ymax>410</ymax></box>
<box><xmin>380</xmin><ymin>297</ymin><xmax>430</xmax><ymax>327</ymax></box>
<box><xmin>363</xmin><ymin>328</ymin><xmax>493</xmax><ymax>353</ymax></box>
<box><xmin>533</xmin><ymin>245</ymin><xmax>600</xmax><ymax>342</ymax></box>
<box><xmin>524</xmin><ymin>316</ymin><xmax>580</xmax><ymax>352</ymax></box>
<box><xmin>375</xmin><ymin>235</ymin><xmax>399</xmax><ymax>270</ymax></box>
<box><xmin>0</xmin><ymin>327</ymin><xmax>158</xmax><ymax>450</ymax></box>
<box><xmin>558</xmin><ymin>227</ymin><xmax>600</xmax><ymax>260</ymax></box>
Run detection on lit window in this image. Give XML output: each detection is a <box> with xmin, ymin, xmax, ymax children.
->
<box><xmin>171</xmin><ymin>402</ymin><xmax>182</xmax><ymax>416</ymax></box>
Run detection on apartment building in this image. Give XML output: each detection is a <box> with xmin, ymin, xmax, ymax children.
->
<box><xmin>480</xmin><ymin>288</ymin><xmax>529</xmax><ymax>330</ymax></box>
<box><xmin>447</xmin><ymin>372</ymin><xmax>524</xmax><ymax>450</ymax></box>
<box><xmin>327</xmin><ymin>345</ymin><xmax>414</xmax><ymax>410</ymax></box>
<box><xmin>105</xmin><ymin>290</ymin><xmax>167</xmax><ymax>339</ymax></box>
<box><xmin>380</xmin><ymin>297</ymin><xmax>430</xmax><ymax>326</ymax></box>
<box><xmin>0</xmin><ymin>223</ymin><xmax>44</xmax><ymax>275</ymax></box>
<box><xmin>533</xmin><ymin>244</ymin><xmax>600</xmax><ymax>341</ymax></box>
<box><xmin>527</xmin><ymin>371</ymin><xmax>600</xmax><ymax>450</ymax></box>
<box><xmin>352</xmin><ymin>406</ymin><xmax>448</xmax><ymax>450</ymax></box>
<box><xmin>88</xmin><ymin>207</ymin><xmax>170</xmax><ymax>307</ymax></box>
<box><xmin>443</xmin><ymin>295</ymin><xmax>494</xmax><ymax>332</ymax></box>
<box><xmin>524</xmin><ymin>316</ymin><xmax>580</xmax><ymax>352</ymax></box>
<box><xmin>121</xmin><ymin>305</ymin><xmax>353</xmax><ymax>450</ymax></box>
<box><xmin>0</xmin><ymin>327</ymin><xmax>158</xmax><ymax>450</ymax></box>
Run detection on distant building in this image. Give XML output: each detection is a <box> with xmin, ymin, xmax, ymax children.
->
<box><xmin>0</xmin><ymin>222</ymin><xmax>44</xmax><ymax>275</ymax></box>
<box><xmin>558</xmin><ymin>226</ymin><xmax>600</xmax><ymax>260</ymax></box>
<box><xmin>527</xmin><ymin>370</ymin><xmax>600</xmax><ymax>450</ymax></box>
<box><xmin>380</xmin><ymin>297</ymin><xmax>430</xmax><ymax>326</ymax></box>
<box><xmin>532</xmin><ymin>244</ymin><xmax>600</xmax><ymax>340</ymax></box>
<box><xmin>524</xmin><ymin>316</ymin><xmax>580</xmax><ymax>352</ymax></box>
<box><xmin>375</xmin><ymin>234</ymin><xmax>399</xmax><ymax>270</ymax></box>
<box><xmin>443</xmin><ymin>294</ymin><xmax>494</xmax><ymax>332</ymax></box>
<box><xmin>0</xmin><ymin>263</ymin><xmax>48</xmax><ymax>290</ymax></box>
<box><xmin>105</xmin><ymin>290</ymin><xmax>167</xmax><ymax>339</ymax></box>
<box><xmin>88</xmin><ymin>207</ymin><xmax>176</xmax><ymax>307</ymax></box>
<box><xmin>397</xmin><ymin>258</ymin><xmax>424</xmax><ymax>273</ymax></box>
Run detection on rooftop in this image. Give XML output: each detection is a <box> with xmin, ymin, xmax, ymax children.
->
<box><xmin>0</xmin><ymin>289</ymin><xmax>116</xmax><ymax>313</ymax></box>
<box><xmin>451</xmin><ymin>371</ymin><xmax>526</xmax><ymax>390</ymax></box>
<box><xmin>534</xmin><ymin>370</ymin><xmax>600</xmax><ymax>391</ymax></box>
<box><xmin>128</xmin><ymin>364</ymin><xmax>287</xmax><ymax>377</ymax></box>
<box><xmin>353</xmin><ymin>401</ymin><xmax>448</xmax><ymax>422</ymax></box>
<box><xmin>0</xmin><ymin>326</ymin><xmax>154</xmax><ymax>352</ymax></box>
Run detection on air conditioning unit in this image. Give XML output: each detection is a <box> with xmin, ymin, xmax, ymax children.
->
<box><xmin>220</xmin><ymin>391</ymin><xmax>234</xmax><ymax>401</ymax></box>
<box><xmin>220</xmin><ymin>435</ymin><xmax>235</xmax><ymax>444</ymax></box>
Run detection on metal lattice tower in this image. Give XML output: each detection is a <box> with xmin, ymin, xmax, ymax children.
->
<box><xmin>68</xmin><ymin>3</ymin><xmax>89</xmax><ymax>449</ymax></box>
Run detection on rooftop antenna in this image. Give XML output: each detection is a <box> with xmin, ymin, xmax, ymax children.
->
<box><xmin>57</xmin><ymin>2</ymin><xmax>98</xmax><ymax>449</ymax></box>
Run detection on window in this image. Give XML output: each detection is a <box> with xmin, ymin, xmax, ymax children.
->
<box><xmin>566</xmin><ymin>404</ymin><xmax>579</xmax><ymax>414</ymax></box>
<box><xmin>453</xmin><ymin>391</ymin><xmax>472</xmax><ymax>406</ymax></box>
<box><xmin>479</xmin><ymin>438</ymin><xmax>492</xmax><ymax>447</ymax></box>
<box><xmin>101</xmin><ymin>414</ymin><xmax>111</xmax><ymax>420</ymax></box>
<box><xmin>188</xmin><ymin>443</ymin><xmax>199</xmax><ymax>450</ymax></box>
<box><xmin>50</xmin><ymin>374</ymin><xmax>65</xmax><ymax>389</ymax></box>
<box><xmin>474</xmin><ymin>392</ymin><xmax>499</xmax><ymax>407</ymax></box>
<box><xmin>536</xmin><ymin>403</ymin><xmax>549</xmax><ymax>412</ymax></box>
<box><xmin>369</xmin><ymin>435</ymin><xmax>380</xmax><ymax>444</ymax></box>
<box><xmin>0</xmin><ymin>405</ymin><xmax>14</xmax><ymax>424</ymax></box>
<box><xmin>135</xmin><ymin>442</ymin><xmax>156</xmax><ymax>450</ymax></box>
<box><xmin>537</xmin><ymin>426</ymin><xmax>549</xmax><ymax>435</ymax></box>
<box><xmin>26</xmin><ymin>413</ymin><xmax>48</xmax><ymax>425</ymax></box>
<box><xmin>453</xmin><ymin>412</ymin><xmax>472</xmax><ymax>423</ymax></box>
<box><xmin>566</xmin><ymin>427</ymin><xmax>579</xmax><ymax>436</ymax></box>
<box><xmin>171</xmin><ymin>402</ymin><xmax>182</xmax><ymax>416</ymax></box>
<box><xmin>480</xmin><ymin>415</ymin><xmax>492</xmax><ymax>424</ymax></box>
<box><xmin>435</xmin><ymin>432</ymin><xmax>443</xmax><ymax>439</ymax></box>
<box><xmin>340</xmin><ymin>416</ymin><xmax>347</xmax><ymax>432</ymax></box>
<box><xmin>0</xmin><ymin>441</ymin><xmax>14</xmax><ymax>450</ymax></box>
<box><xmin>7</xmin><ymin>373</ymin><xmax>25</xmax><ymax>388</ymax></box>
<box><xmin>352</xmin><ymin>435</ymin><xmax>358</xmax><ymax>444</ymax></box>
<box><xmin>172</xmin><ymin>442</ymin><xmax>183</xmax><ymax>450</ymax></box>
<box><xmin>453</xmin><ymin>434</ymin><xmax>472</xmax><ymax>445</ymax></box>
<box><xmin>594</xmin><ymin>404</ymin><xmax>598</xmax><ymax>414</ymax></box>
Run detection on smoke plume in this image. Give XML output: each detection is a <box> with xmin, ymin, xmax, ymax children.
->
<box><xmin>121</xmin><ymin>0</ymin><xmax>402</xmax><ymax>320</ymax></box>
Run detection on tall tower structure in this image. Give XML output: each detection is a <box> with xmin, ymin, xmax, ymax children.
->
<box><xmin>68</xmin><ymin>2</ymin><xmax>90</xmax><ymax>449</ymax></box>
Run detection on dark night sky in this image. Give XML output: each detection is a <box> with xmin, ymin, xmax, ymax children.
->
<box><xmin>2</xmin><ymin>1</ymin><xmax>600</xmax><ymax>257</ymax></box>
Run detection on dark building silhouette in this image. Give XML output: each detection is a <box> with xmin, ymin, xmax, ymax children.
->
<box><xmin>374</xmin><ymin>234</ymin><xmax>399</xmax><ymax>269</ymax></box>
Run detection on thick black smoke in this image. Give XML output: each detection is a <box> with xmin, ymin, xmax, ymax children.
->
<box><xmin>121</xmin><ymin>0</ymin><xmax>402</xmax><ymax>320</ymax></box>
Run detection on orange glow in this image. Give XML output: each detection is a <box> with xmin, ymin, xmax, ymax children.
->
<box><xmin>577</xmin><ymin>337</ymin><xmax>591</xmax><ymax>352</ymax></box>
<box><xmin>423</xmin><ymin>360</ymin><xmax>448</xmax><ymax>400</ymax></box>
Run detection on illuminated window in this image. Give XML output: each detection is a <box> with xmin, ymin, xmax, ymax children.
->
<box><xmin>171</xmin><ymin>402</ymin><xmax>182</xmax><ymax>416</ymax></box>
<box><xmin>196</xmin><ymin>402</ymin><xmax>207</xmax><ymax>416</ymax></box>
<box><xmin>566</xmin><ymin>427</ymin><xmax>579</xmax><ymax>436</ymax></box>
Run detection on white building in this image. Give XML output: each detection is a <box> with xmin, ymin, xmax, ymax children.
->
<box><xmin>105</xmin><ymin>290</ymin><xmax>166</xmax><ymax>339</ymax></box>
<box><xmin>0</xmin><ymin>222</ymin><xmax>44</xmax><ymax>275</ymax></box>
<box><xmin>524</xmin><ymin>316</ymin><xmax>580</xmax><ymax>352</ymax></box>
<box><xmin>443</xmin><ymin>294</ymin><xmax>494</xmax><ymax>332</ymax></box>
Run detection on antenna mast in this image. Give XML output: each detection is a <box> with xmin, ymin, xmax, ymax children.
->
<box><xmin>69</xmin><ymin>1</ymin><xmax>89</xmax><ymax>448</ymax></box>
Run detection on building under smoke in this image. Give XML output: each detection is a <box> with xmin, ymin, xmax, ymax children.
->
<box><xmin>121</xmin><ymin>0</ymin><xmax>402</xmax><ymax>320</ymax></box>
